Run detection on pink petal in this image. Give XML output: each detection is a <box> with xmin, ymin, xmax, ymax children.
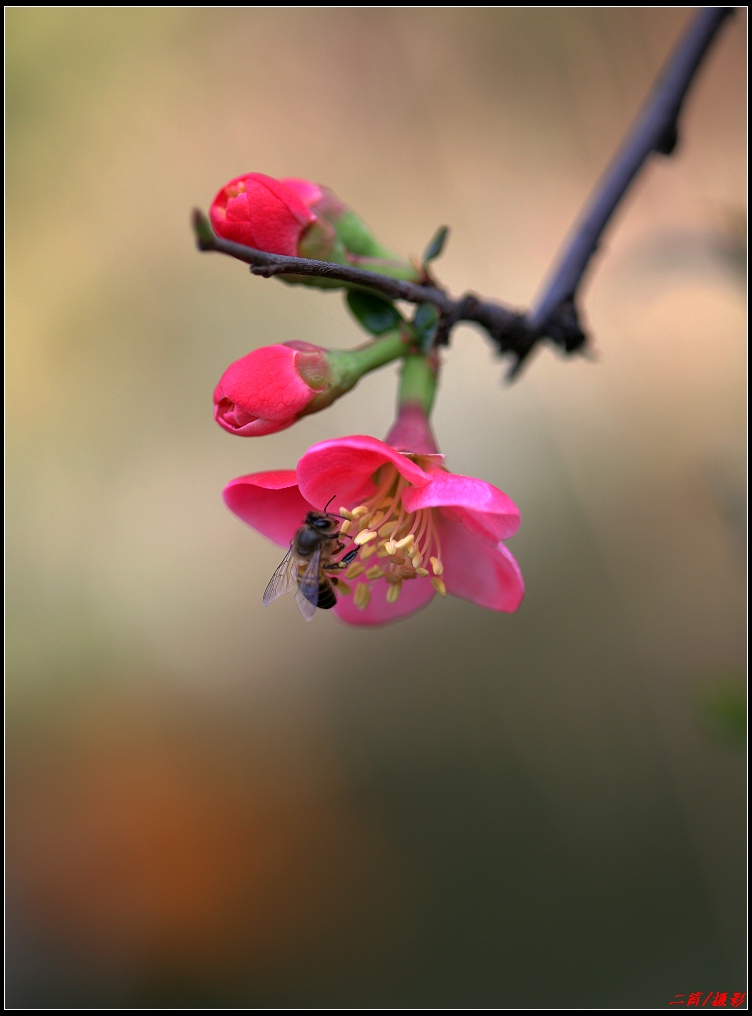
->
<box><xmin>210</xmin><ymin>173</ymin><xmax>315</xmax><ymax>255</ymax></box>
<box><xmin>217</xmin><ymin>346</ymin><xmax>315</xmax><ymax>421</ymax></box>
<box><xmin>334</xmin><ymin>576</ymin><xmax>436</xmax><ymax>626</ymax></box>
<box><xmin>279</xmin><ymin>178</ymin><xmax>323</xmax><ymax>207</ymax></box>
<box><xmin>223</xmin><ymin>471</ymin><xmax>312</xmax><ymax>547</ymax></box>
<box><xmin>297</xmin><ymin>435</ymin><xmax>432</xmax><ymax>509</ymax></box>
<box><xmin>437</xmin><ymin>516</ymin><xmax>524</xmax><ymax>612</ymax></box>
<box><xmin>403</xmin><ymin>470</ymin><xmax>520</xmax><ymax>543</ymax></box>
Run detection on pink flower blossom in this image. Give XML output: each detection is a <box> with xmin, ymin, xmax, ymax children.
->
<box><xmin>223</xmin><ymin>433</ymin><xmax>524</xmax><ymax>626</ymax></box>
<box><xmin>209</xmin><ymin>173</ymin><xmax>418</xmax><ymax>278</ymax></box>
<box><xmin>214</xmin><ymin>342</ymin><xmax>331</xmax><ymax>437</ymax></box>
<box><xmin>210</xmin><ymin>173</ymin><xmax>319</xmax><ymax>255</ymax></box>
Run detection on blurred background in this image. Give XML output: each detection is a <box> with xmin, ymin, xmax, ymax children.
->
<box><xmin>6</xmin><ymin>8</ymin><xmax>745</xmax><ymax>1008</ymax></box>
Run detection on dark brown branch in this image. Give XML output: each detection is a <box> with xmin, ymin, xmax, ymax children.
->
<box><xmin>521</xmin><ymin>6</ymin><xmax>735</xmax><ymax>376</ymax></box>
<box><xmin>193</xmin><ymin>8</ymin><xmax>735</xmax><ymax>379</ymax></box>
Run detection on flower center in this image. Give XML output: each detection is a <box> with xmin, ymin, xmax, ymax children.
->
<box><xmin>336</xmin><ymin>464</ymin><xmax>446</xmax><ymax>610</ymax></box>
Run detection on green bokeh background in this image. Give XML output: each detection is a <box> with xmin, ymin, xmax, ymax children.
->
<box><xmin>7</xmin><ymin>8</ymin><xmax>746</xmax><ymax>1008</ymax></box>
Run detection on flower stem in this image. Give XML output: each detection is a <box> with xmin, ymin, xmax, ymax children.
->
<box><xmin>385</xmin><ymin>352</ymin><xmax>440</xmax><ymax>454</ymax></box>
<box><xmin>307</xmin><ymin>329</ymin><xmax>410</xmax><ymax>416</ymax></box>
<box><xmin>343</xmin><ymin>329</ymin><xmax>410</xmax><ymax>377</ymax></box>
<box><xmin>397</xmin><ymin>351</ymin><xmax>439</xmax><ymax>418</ymax></box>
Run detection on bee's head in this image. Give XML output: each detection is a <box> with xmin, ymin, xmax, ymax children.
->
<box><xmin>305</xmin><ymin>511</ymin><xmax>338</xmax><ymax>532</ymax></box>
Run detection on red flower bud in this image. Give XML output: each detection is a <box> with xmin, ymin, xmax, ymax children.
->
<box><xmin>209</xmin><ymin>174</ymin><xmax>318</xmax><ymax>256</ymax></box>
<box><xmin>213</xmin><ymin>343</ymin><xmax>332</xmax><ymax>437</ymax></box>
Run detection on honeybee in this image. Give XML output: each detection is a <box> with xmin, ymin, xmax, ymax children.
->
<box><xmin>263</xmin><ymin>507</ymin><xmax>357</xmax><ymax>621</ymax></box>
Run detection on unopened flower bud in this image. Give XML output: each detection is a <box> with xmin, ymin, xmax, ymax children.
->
<box><xmin>214</xmin><ymin>329</ymin><xmax>409</xmax><ymax>437</ymax></box>
<box><xmin>210</xmin><ymin>172</ymin><xmax>420</xmax><ymax>284</ymax></box>
<box><xmin>214</xmin><ymin>342</ymin><xmax>332</xmax><ymax>437</ymax></box>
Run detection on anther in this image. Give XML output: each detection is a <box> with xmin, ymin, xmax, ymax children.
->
<box><xmin>354</xmin><ymin>583</ymin><xmax>371</xmax><ymax>610</ymax></box>
<box><xmin>430</xmin><ymin>556</ymin><xmax>444</xmax><ymax>576</ymax></box>
<box><xmin>431</xmin><ymin>577</ymin><xmax>447</xmax><ymax>597</ymax></box>
<box><xmin>354</xmin><ymin>529</ymin><xmax>378</xmax><ymax>546</ymax></box>
<box><xmin>386</xmin><ymin>582</ymin><xmax>402</xmax><ymax>604</ymax></box>
<box><xmin>378</xmin><ymin>521</ymin><xmax>398</xmax><ymax>537</ymax></box>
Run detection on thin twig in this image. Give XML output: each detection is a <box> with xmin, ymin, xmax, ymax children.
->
<box><xmin>521</xmin><ymin>6</ymin><xmax>735</xmax><ymax>375</ymax></box>
<box><xmin>194</xmin><ymin>8</ymin><xmax>735</xmax><ymax>379</ymax></box>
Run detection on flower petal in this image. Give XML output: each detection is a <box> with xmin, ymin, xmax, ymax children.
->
<box><xmin>438</xmin><ymin>516</ymin><xmax>524</xmax><ymax>612</ymax></box>
<box><xmin>297</xmin><ymin>435</ymin><xmax>432</xmax><ymax>509</ymax></box>
<box><xmin>217</xmin><ymin>346</ymin><xmax>316</xmax><ymax>421</ymax></box>
<box><xmin>223</xmin><ymin>471</ymin><xmax>312</xmax><ymax>547</ymax></box>
<box><xmin>210</xmin><ymin>173</ymin><xmax>315</xmax><ymax>255</ymax></box>
<box><xmin>334</xmin><ymin>576</ymin><xmax>436</xmax><ymax>626</ymax></box>
<box><xmin>403</xmin><ymin>470</ymin><xmax>520</xmax><ymax>543</ymax></box>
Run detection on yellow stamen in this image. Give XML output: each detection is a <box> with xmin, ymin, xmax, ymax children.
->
<box><xmin>354</xmin><ymin>583</ymin><xmax>371</xmax><ymax>610</ymax></box>
<box><xmin>385</xmin><ymin>540</ymin><xmax>397</xmax><ymax>555</ymax></box>
<box><xmin>354</xmin><ymin>529</ymin><xmax>377</xmax><ymax>546</ymax></box>
<box><xmin>431</xmin><ymin>577</ymin><xmax>447</xmax><ymax>597</ymax></box>
<box><xmin>376</xmin><ymin>548</ymin><xmax>390</xmax><ymax>558</ymax></box>
<box><xmin>359</xmin><ymin>543</ymin><xmax>378</xmax><ymax>560</ymax></box>
<box><xmin>339</xmin><ymin>507</ymin><xmax>355</xmax><ymax>521</ymax></box>
<box><xmin>345</xmin><ymin>562</ymin><xmax>365</xmax><ymax>580</ymax></box>
<box><xmin>386</xmin><ymin>582</ymin><xmax>402</xmax><ymax>603</ymax></box>
<box><xmin>416</xmin><ymin>567</ymin><xmax>429</xmax><ymax>577</ymax></box>
<box><xmin>339</xmin><ymin>519</ymin><xmax>352</xmax><ymax>535</ymax></box>
<box><xmin>378</xmin><ymin>521</ymin><xmax>398</xmax><ymax>537</ymax></box>
<box><xmin>394</xmin><ymin>534</ymin><xmax>415</xmax><ymax>551</ymax></box>
<box><xmin>430</xmin><ymin>556</ymin><xmax>444</xmax><ymax>576</ymax></box>
<box><xmin>370</xmin><ymin>511</ymin><xmax>385</xmax><ymax>529</ymax></box>
<box><xmin>365</xmin><ymin>565</ymin><xmax>385</xmax><ymax>580</ymax></box>
<box><xmin>351</xmin><ymin>505</ymin><xmax>370</xmax><ymax>518</ymax></box>
<box><xmin>337</xmin><ymin>580</ymin><xmax>351</xmax><ymax>595</ymax></box>
<box><xmin>411</xmin><ymin>552</ymin><xmax>423</xmax><ymax>568</ymax></box>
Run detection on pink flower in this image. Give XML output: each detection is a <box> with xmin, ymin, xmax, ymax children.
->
<box><xmin>214</xmin><ymin>342</ymin><xmax>332</xmax><ymax>437</ymax></box>
<box><xmin>209</xmin><ymin>173</ymin><xmax>320</xmax><ymax>256</ymax></box>
<box><xmin>209</xmin><ymin>173</ymin><xmax>419</xmax><ymax>280</ymax></box>
<box><xmin>223</xmin><ymin>432</ymin><xmax>524</xmax><ymax>625</ymax></box>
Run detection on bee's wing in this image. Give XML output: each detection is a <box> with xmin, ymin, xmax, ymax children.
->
<box><xmin>295</xmin><ymin>546</ymin><xmax>324</xmax><ymax>622</ymax></box>
<box><xmin>262</xmin><ymin>547</ymin><xmax>299</xmax><ymax>606</ymax></box>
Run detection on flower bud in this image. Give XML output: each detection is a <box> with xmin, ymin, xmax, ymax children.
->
<box><xmin>210</xmin><ymin>172</ymin><xmax>420</xmax><ymax>283</ymax></box>
<box><xmin>214</xmin><ymin>330</ymin><xmax>410</xmax><ymax>437</ymax></box>
<box><xmin>214</xmin><ymin>342</ymin><xmax>332</xmax><ymax>437</ymax></box>
<box><xmin>209</xmin><ymin>173</ymin><xmax>344</xmax><ymax>263</ymax></box>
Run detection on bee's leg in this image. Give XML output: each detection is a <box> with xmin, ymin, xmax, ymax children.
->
<box><xmin>340</xmin><ymin>548</ymin><xmax>358</xmax><ymax>566</ymax></box>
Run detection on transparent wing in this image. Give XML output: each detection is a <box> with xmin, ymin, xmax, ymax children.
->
<box><xmin>262</xmin><ymin>547</ymin><xmax>299</xmax><ymax>606</ymax></box>
<box><xmin>295</xmin><ymin>546</ymin><xmax>323</xmax><ymax>622</ymax></box>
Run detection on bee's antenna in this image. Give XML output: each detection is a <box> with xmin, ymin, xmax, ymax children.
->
<box><xmin>324</xmin><ymin>494</ymin><xmax>337</xmax><ymax>514</ymax></box>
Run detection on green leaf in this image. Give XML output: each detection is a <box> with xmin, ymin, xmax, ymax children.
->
<box><xmin>191</xmin><ymin>208</ymin><xmax>214</xmax><ymax>247</ymax></box>
<box><xmin>346</xmin><ymin>291</ymin><xmax>403</xmax><ymax>336</ymax></box>
<box><xmin>422</xmin><ymin>225</ymin><xmax>449</xmax><ymax>264</ymax></box>
<box><xmin>413</xmin><ymin>303</ymin><xmax>440</xmax><ymax>353</ymax></box>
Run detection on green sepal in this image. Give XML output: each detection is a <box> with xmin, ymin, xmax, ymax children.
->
<box><xmin>346</xmin><ymin>290</ymin><xmax>404</xmax><ymax>336</ymax></box>
<box><xmin>422</xmin><ymin>225</ymin><xmax>449</xmax><ymax>265</ymax></box>
<box><xmin>413</xmin><ymin>303</ymin><xmax>440</xmax><ymax>353</ymax></box>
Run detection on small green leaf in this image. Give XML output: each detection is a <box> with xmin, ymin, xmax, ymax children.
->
<box><xmin>413</xmin><ymin>303</ymin><xmax>440</xmax><ymax>353</ymax></box>
<box><xmin>346</xmin><ymin>291</ymin><xmax>403</xmax><ymax>336</ymax></box>
<box><xmin>191</xmin><ymin>208</ymin><xmax>214</xmax><ymax>247</ymax></box>
<box><xmin>423</xmin><ymin>225</ymin><xmax>449</xmax><ymax>265</ymax></box>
